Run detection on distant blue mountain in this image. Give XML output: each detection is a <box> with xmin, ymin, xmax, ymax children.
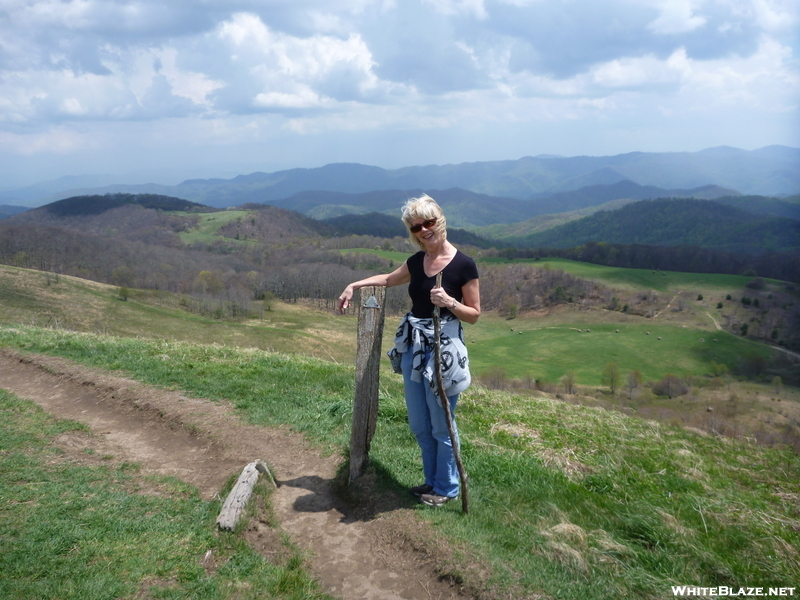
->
<box><xmin>6</xmin><ymin>146</ymin><xmax>798</xmax><ymax>208</ymax></box>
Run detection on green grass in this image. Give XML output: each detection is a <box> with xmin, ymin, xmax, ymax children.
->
<box><xmin>0</xmin><ymin>265</ymin><xmax>358</xmax><ymax>363</ymax></box>
<box><xmin>0</xmin><ymin>327</ymin><xmax>359</xmax><ymax>448</ymax></box>
<box><xmin>2</xmin><ymin>325</ymin><xmax>798</xmax><ymax>599</ymax></box>
<box><xmin>341</xmin><ymin>247</ymin><xmax>412</xmax><ymax>264</ymax></box>
<box><xmin>474</xmin><ymin>257</ymin><xmax>780</xmax><ymax>293</ymax></box>
<box><xmin>0</xmin><ymin>387</ymin><xmax>333</xmax><ymax>600</ymax></box>
<box><xmin>340</xmin><ymin>250</ymin><xmax>773</xmax><ymax>294</ymax></box>
<box><xmin>449</xmin><ymin>389</ymin><xmax>800</xmax><ymax>597</ymax></box>
<box><xmin>469</xmin><ymin>317</ymin><xmax>772</xmax><ymax>385</ymax></box>
<box><xmin>336</xmin><ymin>252</ymin><xmax>784</xmax><ymax>384</ymax></box>
<box><xmin>3</xmin><ymin>261</ymin><xmax>780</xmax><ymax>398</ymax></box>
<box><xmin>178</xmin><ymin>211</ymin><xmax>253</xmax><ymax>245</ymax></box>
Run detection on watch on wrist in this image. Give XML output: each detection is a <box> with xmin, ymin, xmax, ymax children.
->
<box><xmin>451</xmin><ymin>300</ymin><xmax>457</xmax><ymax>310</ymax></box>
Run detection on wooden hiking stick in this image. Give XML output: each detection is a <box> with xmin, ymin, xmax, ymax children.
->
<box><xmin>432</xmin><ymin>271</ymin><xmax>469</xmax><ymax>514</ymax></box>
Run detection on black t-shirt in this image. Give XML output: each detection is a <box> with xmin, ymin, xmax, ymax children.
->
<box><xmin>406</xmin><ymin>250</ymin><xmax>479</xmax><ymax>318</ymax></box>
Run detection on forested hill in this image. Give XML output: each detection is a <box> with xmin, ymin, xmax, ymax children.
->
<box><xmin>4</xmin><ymin>193</ymin><xmax>218</xmax><ymax>248</ymax></box>
<box><xmin>511</xmin><ymin>198</ymin><xmax>800</xmax><ymax>254</ymax></box>
<box><xmin>39</xmin><ymin>193</ymin><xmax>211</xmax><ymax>217</ymax></box>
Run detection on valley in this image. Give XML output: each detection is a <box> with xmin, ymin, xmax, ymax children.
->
<box><xmin>0</xmin><ymin>151</ymin><xmax>799</xmax><ymax>599</ymax></box>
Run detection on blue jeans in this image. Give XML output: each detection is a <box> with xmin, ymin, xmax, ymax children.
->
<box><xmin>401</xmin><ymin>349</ymin><xmax>460</xmax><ymax>498</ymax></box>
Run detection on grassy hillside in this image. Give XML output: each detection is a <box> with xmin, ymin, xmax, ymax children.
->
<box><xmin>0</xmin><ymin>265</ymin><xmax>359</xmax><ymax>364</ymax></box>
<box><xmin>473</xmin><ymin>198</ymin><xmax>639</xmax><ymax>239</ymax></box>
<box><xmin>1</xmin><ymin>325</ymin><xmax>798</xmax><ymax>599</ymax></box>
<box><xmin>3</xmin><ymin>259</ymin><xmax>797</xmax><ymax>441</ymax></box>
<box><xmin>480</xmin><ymin>257</ymin><xmax>781</xmax><ymax>292</ymax></box>
<box><xmin>177</xmin><ymin>210</ymin><xmax>253</xmax><ymax>245</ymax></box>
<box><xmin>469</xmin><ymin>315</ymin><xmax>769</xmax><ymax>385</ymax></box>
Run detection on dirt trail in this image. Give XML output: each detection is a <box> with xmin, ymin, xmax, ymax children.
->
<box><xmin>0</xmin><ymin>349</ymin><xmax>468</xmax><ymax>600</ymax></box>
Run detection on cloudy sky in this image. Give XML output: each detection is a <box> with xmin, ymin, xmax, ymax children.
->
<box><xmin>0</xmin><ymin>0</ymin><xmax>798</xmax><ymax>187</ymax></box>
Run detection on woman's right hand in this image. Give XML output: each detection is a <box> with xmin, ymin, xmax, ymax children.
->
<box><xmin>338</xmin><ymin>285</ymin><xmax>354</xmax><ymax>314</ymax></box>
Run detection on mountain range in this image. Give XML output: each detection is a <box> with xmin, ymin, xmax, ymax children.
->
<box><xmin>269</xmin><ymin>181</ymin><xmax>742</xmax><ymax>227</ymax></box>
<box><xmin>1</xmin><ymin>146</ymin><xmax>797</xmax><ymax>209</ymax></box>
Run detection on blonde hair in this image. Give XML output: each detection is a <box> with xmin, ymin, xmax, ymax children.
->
<box><xmin>401</xmin><ymin>194</ymin><xmax>447</xmax><ymax>251</ymax></box>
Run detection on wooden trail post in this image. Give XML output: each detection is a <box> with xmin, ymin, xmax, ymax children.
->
<box><xmin>349</xmin><ymin>286</ymin><xmax>386</xmax><ymax>482</ymax></box>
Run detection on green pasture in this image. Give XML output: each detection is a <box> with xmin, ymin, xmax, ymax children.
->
<box><xmin>1</xmin><ymin>325</ymin><xmax>798</xmax><ymax>600</ymax></box>
<box><xmin>468</xmin><ymin>318</ymin><xmax>771</xmax><ymax>385</ymax></box>
<box><xmin>177</xmin><ymin>210</ymin><xmax>253</xmax><ymax>245</ymax></box>
<box><xmin>525</xmin><ymin>258</ymin><xmax>774</xmax><ymax>293</ymax></box>
<box><xmin>472</xmin><ymin>256</ymin><xmax>774</xmax><ymax>293</ymax></box>
<box><xmin>341</xmin><ymin>247</ymin><xmax>411</xmax><ymax>264</ymax></box>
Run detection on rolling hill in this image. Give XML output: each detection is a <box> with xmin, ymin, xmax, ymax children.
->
<box><xmin>4</xmin><ymin>187</ymin><xmax>800</xmax><ymax>291</ymax></box>
<box><xmin>510</xmin><ymin>198</ymin><xmax>800</xmax><ymax>254</ymax></box>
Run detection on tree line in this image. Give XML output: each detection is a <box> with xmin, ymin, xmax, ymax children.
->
<box><xmin>0</xmin><ymin>221</ymin><xmax>624</xmax><ymax>321</ymax></box>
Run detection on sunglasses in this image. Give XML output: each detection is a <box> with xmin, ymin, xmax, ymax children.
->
<box><xmin>409</xmin><ymin>218</ymin><xmax>437</xmax><ymax>233</ymax></box>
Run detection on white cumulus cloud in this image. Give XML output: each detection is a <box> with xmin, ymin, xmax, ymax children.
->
<box><xmin>648</xmin><ymin>0</ymin><xmax>707</xmax><ymax>34</ymax></box>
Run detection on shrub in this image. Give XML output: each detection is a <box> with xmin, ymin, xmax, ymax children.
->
<box><xmin>561</xmin><ymin>371</ymin><xmax>577</xmax><ymax>395</ymax></box>
<box><xmin>710</xmin><ymin>363</ymin><xmax>729</xmax><ymax>377</ymax></box>
<box><xmin>652</xmin><ymin>374</ymin><xmax>689</xmax><ymax>398</ymax></box>
<box><xmin>481</xmin><ymin>366</ymin><xmax>508</xmax><ymax>390</ymax></box>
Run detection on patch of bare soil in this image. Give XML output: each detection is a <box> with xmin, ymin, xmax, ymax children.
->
<box><xmin>0</xmin><ymin>348</ymin><xmax>473</xmax><ymax>600</ymax></box>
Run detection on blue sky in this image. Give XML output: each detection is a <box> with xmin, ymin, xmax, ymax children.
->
<box><xmin>0</xmin><ymin>0</ymin><xmax>798</xmax><ymax>186</ymax></box>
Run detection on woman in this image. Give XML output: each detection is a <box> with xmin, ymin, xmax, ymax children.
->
<box><xmin>338</xmin><ymin>194</ymin><xmax>480</xmax><ymax>507</ymax></box>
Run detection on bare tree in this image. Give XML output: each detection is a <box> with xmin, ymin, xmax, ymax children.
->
<box><xmin>602</xmin><ymin>362</ymin><xmax>621</xmax><ymax>395</ymax></box>
<box><xmin>626</xmin><ymin>370</ymin><xmax>642</xmax><ymax>399</ymax></box>
<box><xmin>561</xmin><ymin>371</ymin><xmax>577</xmax><ymax>395</ymax></box>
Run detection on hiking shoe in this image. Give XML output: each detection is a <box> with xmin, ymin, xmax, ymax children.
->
<box><xmin>419</xmin><ymin>493</ymin><xmax>456</xmax><ymax>507</ymax></box>
<box><xmin>410</xmin><ymin>484</ymin><xmax>434</xmax><ymax>497</ymax></box>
